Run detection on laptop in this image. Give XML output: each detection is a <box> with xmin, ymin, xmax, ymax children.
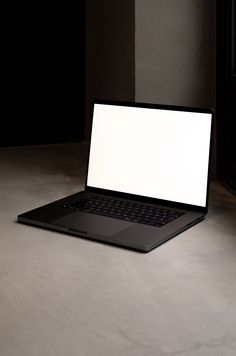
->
<box><xmin>18</xmin><ymin>100</ymin><xmax>213</xmax><ymax>252</ymax></box>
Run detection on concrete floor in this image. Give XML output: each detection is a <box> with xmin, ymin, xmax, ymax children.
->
<box><xmin>0</xmin><ymin>143</ymin><xmax>236</xmax><ymax>356</ymax></box>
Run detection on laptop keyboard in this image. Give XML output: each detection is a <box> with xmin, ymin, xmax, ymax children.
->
<box><xmin>63</xmin><ymin>195</ymin><xmax>184</xmax><ymax>227</ymax></box>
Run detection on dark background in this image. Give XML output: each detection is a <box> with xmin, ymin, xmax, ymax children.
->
<box><xmin>4</xmin><ymin>1</ymin><xmax>85</xmax><ymax>146</ymax></box>
<box><xmin>217</xmin><ymin>0</ymin><xmax>236</xmax><ymax>192</ymax></box>
<box><xmin>2</xmin><ymin>0</ymin><xmax>236</xmax><ymax>192</ymax></box>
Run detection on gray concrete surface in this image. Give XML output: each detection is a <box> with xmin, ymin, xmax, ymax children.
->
<box><xmin>0</xmin><ymin>143</ymin><xmax>236</xmax><ymax>356</ymax></box>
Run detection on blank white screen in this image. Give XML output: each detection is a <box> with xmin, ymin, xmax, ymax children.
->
<box><xmin>87</xmin><ymin>104</ymin><xmax>212</xmax><ymax>207</ymax></box>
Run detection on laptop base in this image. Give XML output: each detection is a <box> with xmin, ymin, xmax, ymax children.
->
<box><xmin>18</xmin><ymin>191</ymin><xmax>205</xmax><ymax>252</ymax></box>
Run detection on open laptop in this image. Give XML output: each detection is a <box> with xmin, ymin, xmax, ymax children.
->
<box><xmin>18</xmin><ymin>100</ymin><xmax>213</xmax><ymax>252</ymax></box>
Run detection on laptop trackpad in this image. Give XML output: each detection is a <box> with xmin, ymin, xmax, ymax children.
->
<box><xmin>52</xmin><ymin>211</ymin><xmax>132</xmax><ymax>237</ymax></box>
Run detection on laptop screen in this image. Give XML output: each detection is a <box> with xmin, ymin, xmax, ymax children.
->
<box><xmin>87</xmin><ymin>103</ymin><xmax>212</xmax><ymax>207</ymax></box>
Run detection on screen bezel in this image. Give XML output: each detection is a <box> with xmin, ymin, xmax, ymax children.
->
<box><xmin>85</xmin><ymin>99</ymin><xmax>213</xmax><ymax>214</ymax></box>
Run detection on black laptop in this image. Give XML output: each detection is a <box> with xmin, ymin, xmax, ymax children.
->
<box><xmin>18</xmin><ymin>100</ymin><xmax>213</xmax><ymax>252</ymax></box>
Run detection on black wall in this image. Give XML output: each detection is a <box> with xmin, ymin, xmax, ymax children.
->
<box><xmin>3</xmin><ymin>1</ymin><xmax>85</xmax><ymax>146</ymax></box>
<box><xmin>217</xmin><ymin>0</ymin><xmax>236</xmax><ymax>192</ymax></box>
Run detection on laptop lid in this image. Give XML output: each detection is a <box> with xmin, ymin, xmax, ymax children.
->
<box><xmin>86</xmin><ymin>101</ymin><xmax>212</xmax><ymax>212</ymax></box>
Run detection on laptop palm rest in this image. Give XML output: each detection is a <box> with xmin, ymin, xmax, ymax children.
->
<box><xmin>52</xmin><ymin>211</ymin><xmax>132</xmax><ymax>237</ymax></box>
